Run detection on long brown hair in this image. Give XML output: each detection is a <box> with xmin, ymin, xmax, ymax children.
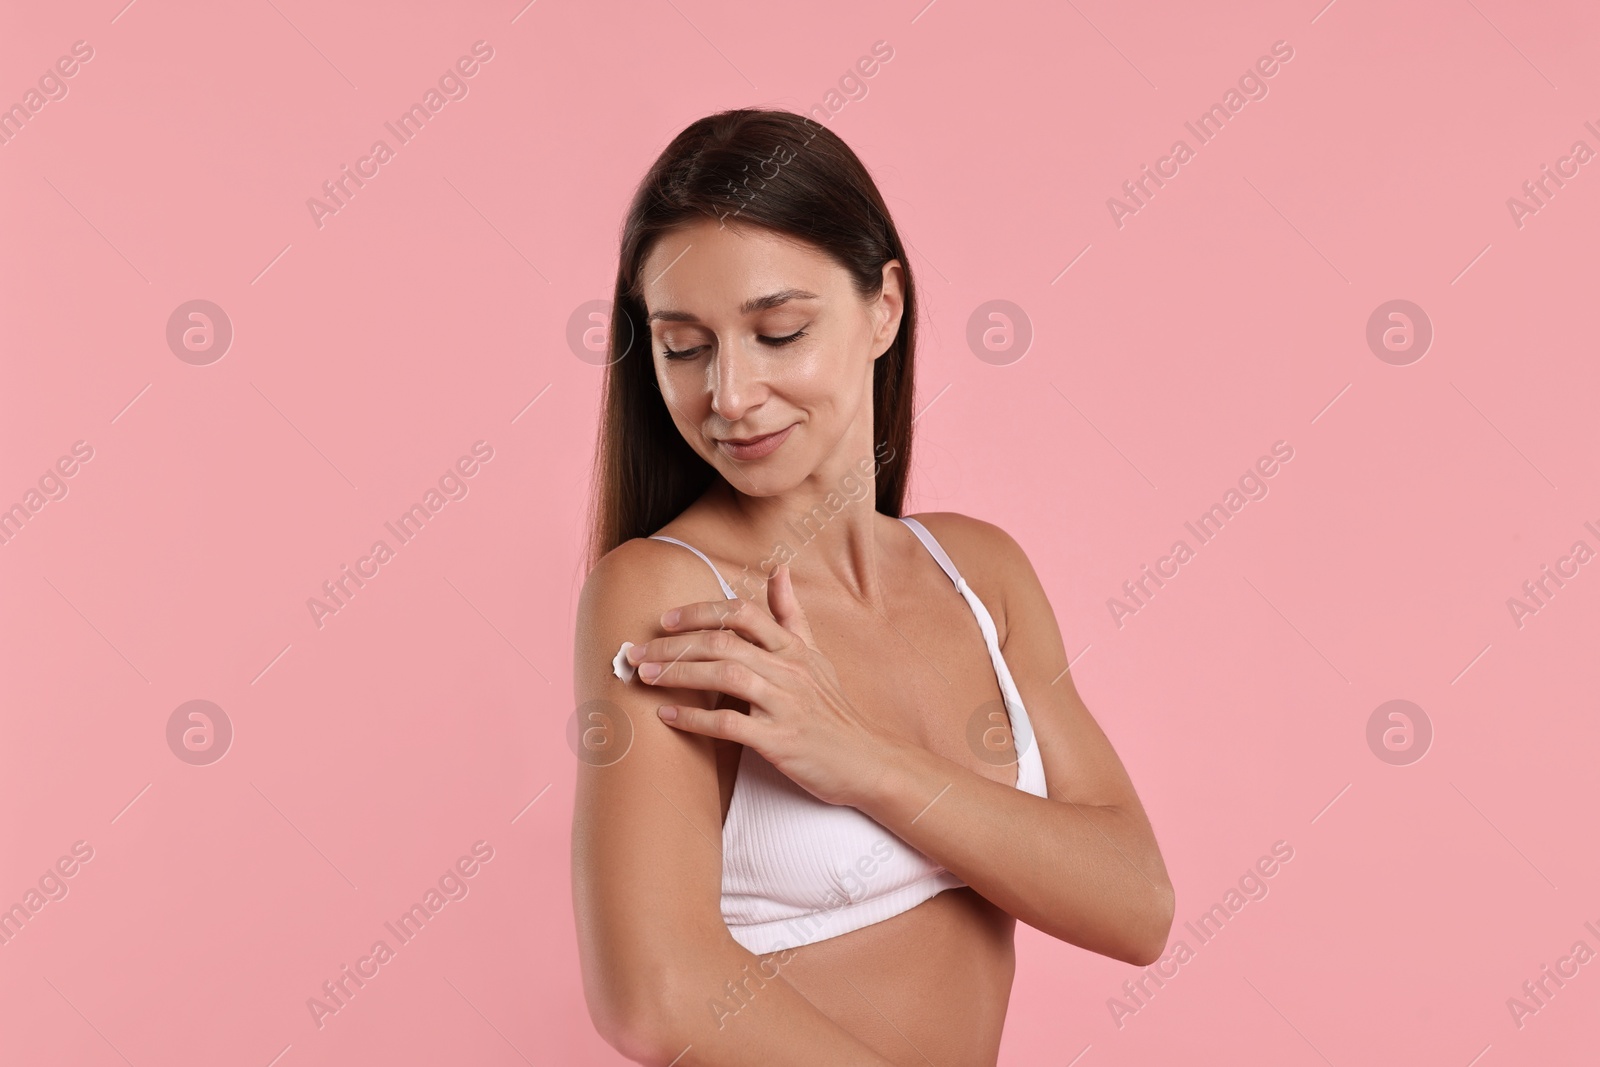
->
<box><xmin>583</xmin><ymin>108</ymin><xmax>919</xmax><ymax>573</ymax></box>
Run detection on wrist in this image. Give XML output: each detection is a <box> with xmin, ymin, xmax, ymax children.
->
<box><xmin>850</xmin><ymin>734</ymin><xmax>933</xmax><ymax>823</ymax></box>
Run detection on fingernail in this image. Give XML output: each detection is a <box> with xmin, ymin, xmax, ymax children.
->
<box><xmin>657</xmin><ymin>705</ymin><xmax>677</xmax><ymax>721</ymax></box>
<box><xmin>625</xmin><ymin>645</ymin><xmax>644</xmax><ymax>663</ymax></box>
<box><xmin>639</xmin><ymin>662</ymin><xmax>661</xmax><ymax>681</ymax></box>
<box><xmin>662</xmin><ymin>609</ymin><xmax>681</xmax><ymax>627</ymax></box>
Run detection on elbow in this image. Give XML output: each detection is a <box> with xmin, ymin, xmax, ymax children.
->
<box><xmin>592</xmin><ymin>1007</ymin><xmax>656</xmax><ymax>1065</ymax></box>
<box><xmin>593</xmin><ymin>999</ymin><xmax>679</xmax><ymax>1065</ymax></box>
<box><xmin>1125</xmin><ymin>881</ymin><xmax>1176</xmax><ymax>967</ymax></box>
<box><xmin>585</xmin><ymin>961</ymin><xmax>698</xmax><ymax>1066</ymax></box>
<box><xmin>600</xmin><ymin>1018</ymin><xmax>678</xmax><ymax>1067</ymax></box>
<box><xmin>583</xmin><ymin>960</ymin><xmax>664</xmax><ymax>1064</ymax></box>
<box><xmin>590</xmin><ymin>990</ymin><xmax>679</xmax><ymax>1066</ymax></box>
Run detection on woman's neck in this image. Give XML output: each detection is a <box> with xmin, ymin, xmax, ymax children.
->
<box><xmin>709</xmin><ymin>475</ymin><xmax>891</xmax><ymax>610</ymax></box>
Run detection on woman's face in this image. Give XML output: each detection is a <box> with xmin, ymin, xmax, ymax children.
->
<box><xmin>638</xmin><ymin>217</ymin><xmax>903</xmax><ymax>495</ymax></box>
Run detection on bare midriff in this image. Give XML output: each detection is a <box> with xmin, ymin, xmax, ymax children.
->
<box><xmin>770</xmin><ymin>886</ymin><xmax>1017</xmax><ymax>1066</ymax></box>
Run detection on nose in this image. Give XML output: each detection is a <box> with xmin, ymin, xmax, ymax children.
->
<box><xmin>709</xmin><ymin>346</ymin><xmax>757</xmax><ymax>423</ymax></box>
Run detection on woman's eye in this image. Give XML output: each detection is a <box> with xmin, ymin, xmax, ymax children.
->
<box><xmin>760</xmin><ymin>328</ymin><xmax>807</xmax><ymax>347</ymax></box>
<box><xmin>661</xmin><ymin>328</ymin><xmax>806</xmax><ymax>361</ymax></box>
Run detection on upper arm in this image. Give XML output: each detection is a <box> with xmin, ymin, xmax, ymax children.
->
<box><xmin>914</xmin><ymin>512</ymin><xmax>1146</xmax><ymax>812</ymax></box>
<box><xmin>986</xmin><ymin>521</ymin><xmax>1146</xmax><ymax>811</ymax></box>
<box><xmin>570</xmin><ymin>538</ymin><xmax>739</xmax><ymax>1025</ymax></box>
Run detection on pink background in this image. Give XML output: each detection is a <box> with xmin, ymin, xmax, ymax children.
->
<box><xmin>3</xmin><ymin>0</ymin><xmax>1597</xmax><ymax>1063</ymax></box>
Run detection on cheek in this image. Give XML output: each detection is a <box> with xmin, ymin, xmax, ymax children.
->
<box><xmin>768</xmin><ymin>362</ymin><xmax>834</xmax><ymax>423</ymax></box>
<box><xmin>789</xmin><ymin>341</ymin><xmax>862</xmax><ymax>400</ymax></box>
<box><xmin>772</xmin><ymin>351</ymin><xmax>822</xmax><ymax>389</ymax></box>
<box><xmin>656</xmin><ymin>367</ymin><xmax>718</xmax><ymax>447</ymax></box>
<box><xmin>774</xmin><ymin>339</ymin><xmax>844</xmax><ymax>392</ymax></box>
<box><xmin>656</xmin><ymin>362</ymin><xmax>708</xmax><ymax>405</ymax></box>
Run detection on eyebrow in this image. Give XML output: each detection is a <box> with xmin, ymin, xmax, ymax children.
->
<box><xmin>646</xmin><ymin>288</ymin><xmax>821</xmax><ymax>324</ymax></box>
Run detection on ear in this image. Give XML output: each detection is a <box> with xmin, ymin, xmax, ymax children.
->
<box><xmin>873</xmin><ymin>258</ymin><xmax>905</xmax><ymax>360</ymax></box>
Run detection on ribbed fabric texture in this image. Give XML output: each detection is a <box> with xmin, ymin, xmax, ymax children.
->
<box><xmin>647</xmin><ymin>517</ymin><xmax>1048</xmax><ymax>953</ymax></box>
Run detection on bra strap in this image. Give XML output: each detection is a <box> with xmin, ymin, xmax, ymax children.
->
<box><xmin>649</xmin><ymin>535</ymin><xmax>738</xmax><ymax>599</ymax></box>
<box><xmin>897</xmin><ymin>516</ymin><xmax>965</xmax><ymax>589</ymax></box>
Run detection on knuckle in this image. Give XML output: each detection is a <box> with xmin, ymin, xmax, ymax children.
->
<box><xmin>717</xmin><ymin>661</ymin><xmax>745</xmax><ymax>689</ymax></box>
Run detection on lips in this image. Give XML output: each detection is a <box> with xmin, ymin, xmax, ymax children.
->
<box><xmin>715</xmin><ymin>424</ymin><xmax>795</xmax><ymax>459</ymax></box>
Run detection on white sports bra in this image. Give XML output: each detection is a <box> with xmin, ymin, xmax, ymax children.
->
<box><xmin>646</xmin><ymin>515</ymin><xmax>1049</xmax><ymax>953</ymax></box>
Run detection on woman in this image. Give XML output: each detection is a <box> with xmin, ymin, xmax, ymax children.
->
<box><xmin>572</xmin><ymin>108</ymin><xmax>1174</xmax><ymax>1066</ymax></box>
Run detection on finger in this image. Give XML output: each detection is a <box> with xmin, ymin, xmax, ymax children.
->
<box><xmin>663</xmin><ymin>596</ymin><xmax>798</xmax><ymax>655</ymax></box>
<box><xmin>637</xmin><ymin>657</ymin><xmax>772</xmax><ymax>704</ymax></box>
<box><xmin>627</xmin><ymin>627</ymin><xmax>762</xmax><ymax>672</ymax></box>
<box><xmin>656</xmin><ymin>703</ymin><xmax>752</xmax><ymax>744</ymax></box>
<box><xmin>767</xmin><ymin>564</ymin><xmax>817</xmax><ymax>649</ymax></box>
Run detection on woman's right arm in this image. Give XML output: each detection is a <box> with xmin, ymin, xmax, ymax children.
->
<box><xmin>571</xmin><ymin>540</ymin><xmax>899</xmax><ymax>1066</ymax></box>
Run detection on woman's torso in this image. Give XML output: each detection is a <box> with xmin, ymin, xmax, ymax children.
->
<box><xmin>665</xmin><ymin>504</ymin><xmax>1027</xmax><ymax>1065</ymax></box>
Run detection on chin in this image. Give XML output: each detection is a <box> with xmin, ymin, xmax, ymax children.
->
<box><xmin>714</xmin><ymin>463</ymin><xmax>806</xmax><ymax>496</ymax></box>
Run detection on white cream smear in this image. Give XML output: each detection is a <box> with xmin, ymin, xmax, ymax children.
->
<box><xmin>612</xmin><ymin>641</ymin><xmax>637</xmax><ymax>682</ymax></box>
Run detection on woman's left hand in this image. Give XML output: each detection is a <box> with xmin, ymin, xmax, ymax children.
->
<box><xmin>626</xmin><ymin>563</ymin><xmax>899</xmax><ymax>808</ymax></box>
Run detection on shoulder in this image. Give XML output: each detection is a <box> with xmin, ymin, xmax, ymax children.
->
<box><xmin>571</xmin><ymin>534</ymin><xmax>742</xmax><ymax>801</ymax></box>
<box><xmin>903</xmin><ymin>510</ymin><xmax>1023</xmax><ymax>555</ymax></box>
<box><xmin>901</xmin><ymin>511</ymin><xmax>1039</xmax><ymax>638</ymax></box>
<box><xmin>577</xmin><ymin>536</ymin><xmax>727</xmax><ymax>635</ymax></box>
<box><xmin>902</xmin><ymin>510</ymin><xmax>1031</xmax><ymax>576</ymax></box>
